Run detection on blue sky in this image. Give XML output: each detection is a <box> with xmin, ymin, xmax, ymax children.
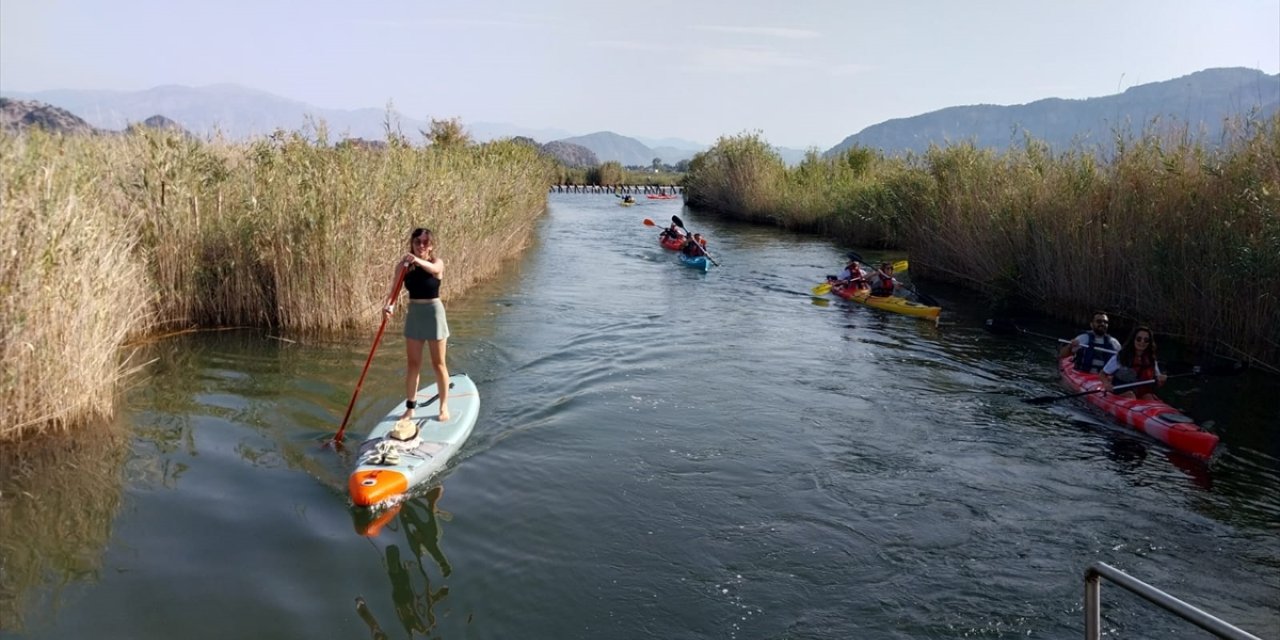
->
<box><xmin>2</xmin><ymin>0</ymin><xmax>1277</xmax><ymax>148</ymax></box>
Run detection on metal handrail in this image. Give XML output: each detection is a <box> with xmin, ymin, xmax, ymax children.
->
<box><xmin>1084</xmin><ymin>562</ymin><xmax>1263</xmax><ymax>640</ymax></box>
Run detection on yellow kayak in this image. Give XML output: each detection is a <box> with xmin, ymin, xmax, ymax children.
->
<box><xmin>830</xmin><ymin>282</ymin><xmax>941</xmax><ymax>321</ymax></box>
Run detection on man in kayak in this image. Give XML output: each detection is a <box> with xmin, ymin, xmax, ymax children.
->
<box><xmin>867</xmin><ymin>262</ymin><xmax>896</xmax><ymax>297</ymax></box>
<box><xmin>1059</xmin><ymin>311</ymin><xmax>1121</xmax><ymax>373</ymax></box>
<box><xmin>681</xmin><ymin>235</ymin><xmax>707</xmax><ymax>258</ymax></box>
<box><xmin>622</xmin><ymin>195</ymin><xmax>635</xmax><ymax>204</ymax></box>
<box><xmin>1101</xmin><ymin>326</ymin><xmax>1167</xmax><ymax>399</ymax></box>
<box><xmin>659</xmin><ymin>223</ymin><xmax>685</xmax><ymax>243</ymax></box>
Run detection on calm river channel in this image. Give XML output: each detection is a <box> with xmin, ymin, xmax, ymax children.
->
<box><xmin>4</xmin><ymin>194</ymin><xmax>1278</xmax><ymax>639</ymax></box>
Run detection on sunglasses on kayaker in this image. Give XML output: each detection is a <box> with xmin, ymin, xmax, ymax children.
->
<box><xmin>1135</xmin><ymin>335</ymin><xmax>1151</xmax><ymax>343</ymax></box>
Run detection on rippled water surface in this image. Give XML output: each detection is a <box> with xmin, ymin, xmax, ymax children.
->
<box><xmin>5</xmin><ymin>194</ymin><xmax>1279</xmax><ymax>639</ymax></box>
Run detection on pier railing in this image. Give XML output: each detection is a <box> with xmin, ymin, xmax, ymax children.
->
<box><xmin>1084</xmin><ymin>562</ymin><xmax>1262</xmax><ymax>639</ymax></box>
<box><xmin>549</xmin><ymin>185</ymin><xmax>683</xmax><ymax>194</ymax></box>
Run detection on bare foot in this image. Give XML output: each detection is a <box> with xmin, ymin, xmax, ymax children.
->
<box><xmin>437</xmin><ymin>406</ymin><xmax>450</xmax><ymax>422</ymax></box>
<box><xmin>399</xmin><ymin>408</ymin><xmax>413</xmax><ymax>420</ymax></box>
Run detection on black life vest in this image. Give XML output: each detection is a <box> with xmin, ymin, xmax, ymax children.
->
<box><xmin>1073</xmin><ymin>333</ymin><xmax>1114</xmax><ymax>373</ymax></box>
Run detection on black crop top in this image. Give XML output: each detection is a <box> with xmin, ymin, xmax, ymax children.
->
<box><xmin>403</xmin><ymin>265</ymin><xmax>441</xmax><ymax>299</ymax></box>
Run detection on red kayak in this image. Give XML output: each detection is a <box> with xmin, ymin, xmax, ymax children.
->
<box><xmin>659</xmin><ymin>234</ymin><xmax>686</xmax><ymax>250</ymax></box>
<box><xmin>1057</xmin><ymin>356</ymin><xmax>1219</xmax><ymax>459</ymax></box>
<box><xmin>647</xmin><ymin>194</ymin><xmax>679</xmax><ymax>200</ymax></box>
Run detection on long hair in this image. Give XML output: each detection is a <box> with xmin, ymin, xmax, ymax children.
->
<box><xmin>1117</xmin><ymin>325</ymin><xmax>1157</xmax><ymax>367</ymax></box>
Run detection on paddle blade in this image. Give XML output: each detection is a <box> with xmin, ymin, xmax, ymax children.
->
<box><xmin>643</xmin><ymin>218</ymin><xmax>656</xmax><ymax>226</ymax></box>
<box><xmin>1023</xmin><ymin>394</ymin><xmax>1067</xmax><ymax>406</ymax></box>
<box><xmin>893</xmin><ymin>260</ymin><xmax>909</xmax><ymax>273</ymax></box>
<box><xmin>811</xmin><ymin>283</ymin><xmax>832</xmax><ymax>296</ymax></box>
<box><xmin>672</xmin><ymin>214</ymin><xmax>685</xmax><ymax>229</ymax></box>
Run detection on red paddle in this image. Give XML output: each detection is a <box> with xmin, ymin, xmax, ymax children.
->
<box><xmin>330</xmin><ymin>264</ymin><xmax>408</xmax><ymax>445</ymax></box>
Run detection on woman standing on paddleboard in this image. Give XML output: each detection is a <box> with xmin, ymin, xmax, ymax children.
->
<box><xmin>383</xmin><ymin>228</ymin><xmax>451</xmax><ymax>422</ymax></box>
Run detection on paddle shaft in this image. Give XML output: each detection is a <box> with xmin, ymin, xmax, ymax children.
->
<box><xmin>334</xmin><ymin>264</ymin><xmax>409</xmax><ymax>443</ymax></box>
<box><xmin>1025</xmin><ymin>371</ymin><xmax>1195</xmax><ymax>405</ymax></box>
<box><xmin>671</xmin><ymin>215</ymin><xmax>719</xmax><ymax>266</ymax></box>
<box><xmin>845</xmin><ymin>250</ymin><xmax>936</xmax><ymax>307</ymax></box>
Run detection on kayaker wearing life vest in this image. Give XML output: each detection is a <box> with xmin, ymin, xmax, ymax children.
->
<box><xmin>867</xmin><ymin>262</ymin><xmax>896</xmax><ymax>297</ymax></box>
<box><xmin>681</xmin><ymin>235</ymin><xmax>707</xmax><ymax>258</ymax></box>
<box><xmin>1059</xmin><ymin>311</ymin><xmax>1121</xmax><ymax>373</ymax></box>
<box><xmin>827</xmin><ymin>256</ymin><xmax>869</xmax><ymax>290</ymax></box>
<box><xmin>1101</xmin><ymin>326</ymin><xmax>1167</xmax><ymax>399</ymax></box>
<box><xmin>660</xmin><ymin>223</ymin><xmax>684</xmax><ymax>240</ymax></box>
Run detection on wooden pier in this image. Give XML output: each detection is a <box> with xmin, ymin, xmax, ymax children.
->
<box><xmin>549</xmin><ymin>185</ymin><xmax>683</xmax><ymax>194</ymax></box>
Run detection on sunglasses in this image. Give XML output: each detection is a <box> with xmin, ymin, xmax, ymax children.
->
<box><xmin>1134</xmin><ymin>335</ymin><xmax>1151</xmax><ymax>343</ymax></box>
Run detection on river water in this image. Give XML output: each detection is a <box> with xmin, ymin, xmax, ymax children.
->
<box><xmin>4</xmin><ymin>194</ymin><xmax>1278</xmax><ymax>639</ymax></box>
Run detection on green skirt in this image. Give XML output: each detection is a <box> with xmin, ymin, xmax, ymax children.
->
<box><xmin>405</xmin><ymin>300</ymin><xmax>450</xmax><ymax>341</ymax></box>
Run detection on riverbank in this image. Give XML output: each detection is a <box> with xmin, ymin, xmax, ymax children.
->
<box><xmin>0</xmin><ymin>129</ymin><xmax>556</xmax><ymax>443</ymax></box>
<box><xmin>683</xmin><ymin>118</ymin><xmax>1280</xmax><ymax>371</ymax></box>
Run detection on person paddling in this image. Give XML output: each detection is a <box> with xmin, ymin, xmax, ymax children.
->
<box><xmin>681</xmin><ymin>234</ymin><xmax>707</xmax><ymax>258</ymax></box>
<box><xmin>837</xmin><ymin>256</ymin><xmax>869</xmax><ymax>289</ymax></box>
<box><xmin>1059</xmin><ymin>311</ymin><xmax>1121</xmax><ymax>373</ymax></box>
<box><xmin>867</xmin><ymin>262</ymin><xmax>896</xmax><ymax>297</ymax></box>
<box><xmin>1101</xmin><ymin>326</ymin><xmax>1167</xmax><ymax>399</ymax></box>
<box><xmin>383</xmin><ymin>228</ymin><xmax>451</xmax><ymax>423</ymax></box>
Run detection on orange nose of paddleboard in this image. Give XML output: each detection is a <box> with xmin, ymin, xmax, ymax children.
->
<box><xmin>349</xmin><ymin>470</ymin><xmax>409</xmax><ymax>507</ymax></box>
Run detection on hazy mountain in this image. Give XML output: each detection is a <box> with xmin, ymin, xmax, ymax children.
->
<box><xmin>541</xmin><ymin>140</ymin><xmax>599</xmax><ymax>167</ymax></box>
<box><xmin>555</xmin><ymin>131</ymin><xmax>661</xmax><ymax>166</ymax></box>
<box><xmin>651</xmin><ymin>146</ymin><xmax>698</xmax><ymax>164</ymax></box>
<box><xmin>635</xmin><ymin>136</ymin><xmax>706</xmax><ymax>151</ymax></box>
<box><xmin>827</xmin><ymin>67</ymin><xmax>1280</xmax><ymax>157</ymax></box>
<box><xmin>0</xmin><ymin>97</ymin><xmax>97</xmax><ymax>135</ymax></box>
<box><xmin>0</xmin><ymin>84</ymin><xmax>579</xmax><ymax>143</ymax></box>
<box><xmin>772</xmin><ymin>146</ymin><xmax>810</xmax><ymax>166</ymax></box>
<box><xmin>469</xmin><ymin>122</ymin><xmax>576</xmax><ymax>143</ymax></box>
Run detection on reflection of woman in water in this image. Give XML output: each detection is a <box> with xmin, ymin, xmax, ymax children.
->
<box><xmin>401</xmin><ymin>485</ymin><xmax>452</xmax><ymax>577</ymax></box>
<box><xmin>355</xmin><ymin>485</ymin><xmax>453</xmax><ymax>639</ymax></box>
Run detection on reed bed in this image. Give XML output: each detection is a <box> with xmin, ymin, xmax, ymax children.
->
<box><xmin>0</xmin><ymin>424</ymin><xmax>129</xmax><ymax>631</ymax></box>
<box><xmin>683</xmin><ymin>117</ymin><xmax>1280</xmax><ymax>368</ymax></box>
<box><xmin>1</xmin><ymin>129</ymin><xmax>556</xmax><ymax>442</ymax></box>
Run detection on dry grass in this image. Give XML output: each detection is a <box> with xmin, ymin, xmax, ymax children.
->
<box><xmin>0</xmin><ymin>423</ymin><xmax>129</xmax><ymax>631</ymax></box>
<box><xmin>0</xmin><ymin>128</ymin><xmax>556</xmax><ymax>442</ymax></box>
<box><xmin>684</xmin><ymin>117</ymin><xmax>1280</xmax><ymax>367</ymax></box>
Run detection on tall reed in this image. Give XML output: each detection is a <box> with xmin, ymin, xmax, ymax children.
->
<box><xmin>683</xmin><ymin>117</ymin><xmax>1280</xmax><ymax>368</ymax></box>
<box><xmin>0</xmin><ymin>132</ymin><xmax>151</xmax><ymax>441</ymax></box>
<box><xmin>0</xmin><ymin>129</ymin><xmax>556</xmax><ymax>442</ymax></box>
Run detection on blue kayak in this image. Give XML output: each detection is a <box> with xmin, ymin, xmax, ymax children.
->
<box><xmin>679</xmin><ymin>254</ymin><xmax>711</xmax><ymax>272</ymax></box>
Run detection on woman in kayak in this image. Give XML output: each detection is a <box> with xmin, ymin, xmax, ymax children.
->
<box><xmin>681</xmin><ymin>235</ymin><xmax>707</xmax><ymax>258</ymax></box>
<box><xmin>1101</xmin><ymin>326</ymin><xmax>1167</xmax><ymax>400</ymax></box>
<box><xmin>867</xmin><ymin>262</ymin><xmax>896</xmax><ymax>297</ymax></box>
<box><xmin>834</xmin><ymin>256</ymin><xmax>869</xmax><ymax>289</ymax></box>
<box><xmin>383</xmin><ymin>227</ymin><xmax>451</xmax><ymax>422</ymax></box>
<box><xmin>660</xmin><ymin>222</ymin><xmax>684</xmax><ymax>242</ymax></box>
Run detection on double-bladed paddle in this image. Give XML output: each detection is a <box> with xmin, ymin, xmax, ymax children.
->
<box><xmin>839</xmin><ymin>250</ymin><xmax>937</xmax><ymax>307</ymax></box>
<box><xmin>1023</xmin><ymin>369</ymin><xmax>1200</xmax><ymax>405</ymax></box>
<box><xmin>671</xmin><ymin>214</ymin><xmax>720</xmax><ymax>266</ymax></box>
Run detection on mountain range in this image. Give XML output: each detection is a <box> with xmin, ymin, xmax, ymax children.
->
<box><xmin>828</xmin><ymin>67</ymin><xmax>1279</xmax><ymax>157</ymax></box>
<box><xmin>4</xmin><ymin>67</ymin><xmax>1275</xmax><ymax>165</ymax></box>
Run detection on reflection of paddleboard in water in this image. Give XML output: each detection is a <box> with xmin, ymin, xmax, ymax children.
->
<box><xmin>348</xmin><ymin>374</ymin><xmax>480</xmax><ymax>507</ymax></box>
